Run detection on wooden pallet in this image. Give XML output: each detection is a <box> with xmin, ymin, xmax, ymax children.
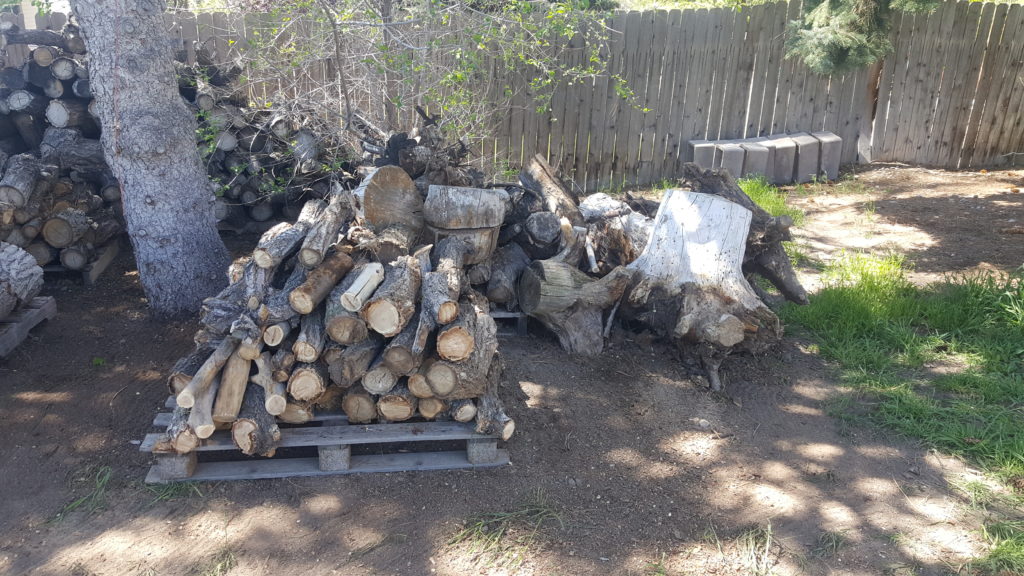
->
<box><xmin>0</xmin><ymin>296</ymin><xmax>57</xmax><ymax>357</ymax></box>
<box><xmin>490</xmin><ymin>309</ymin><xmax>528</xmax><ymax>337</ymax></box>
<box><xmin>141</xmin><ymin>399</ymin><xmax>509</xmax><ymax>483</ymax></box>
<box><xmin>43</xmin><ymin>241</ymin><xmax>119</xmax><ymax>286</ymax></box>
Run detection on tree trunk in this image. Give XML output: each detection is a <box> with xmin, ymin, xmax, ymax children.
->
<box><xmin>231</xmin><ymin>384</ymin><xmax>281</xmax><ymax>457</ymax></box>
<box><xmin>72</xmin><ymin>0</ymin><xmax>230</xmax><ymax>315</ymax></box>
<box><xmin>518</xmin><ymin>261</ymin><xmax>634</xmax><ymax>356</ymax></box>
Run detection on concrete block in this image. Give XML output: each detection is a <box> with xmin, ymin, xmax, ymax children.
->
<box><xmin>764</xmin><ymin>135</ymin><xmax>796</xmax><ymax>185</ymax></box>
<box><xmin>812</xmin><ymin>131</ymin><xmax>842</xmax><ymax>181</ymax></box>
<box><xmin>687</xmin><ymin>140</ymin><xmax>716</xmax><ymax>169</ymax></box>
<box><xmin>790</xmin><ymin>132</ymin><xmax>820</xmax><ymax>184</ymax></box>
<box><xmin>716</xmin><ymin>143</ymin><xmax>745</xmax><ymax>178</ymax></box>
<box><xmin>740</xmin><ymin>142</ymin><xmax>770</xmax><ymax>178</ymax></box>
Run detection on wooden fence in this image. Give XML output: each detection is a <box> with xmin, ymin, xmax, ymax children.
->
<box><xmin>6</xmin><ymin>1</ymin><xmax>1024</xmax><ymax>192</ymax></box>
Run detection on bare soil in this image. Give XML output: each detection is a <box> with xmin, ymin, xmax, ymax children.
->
<box><xmin>1</xmin><ymin>165</ymin><xmax>1021</xmax><ymax>576</ymax></box>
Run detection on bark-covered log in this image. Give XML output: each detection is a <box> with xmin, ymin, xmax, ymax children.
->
<box><xmin>298</xmin><ymin>187</ymin><xmax>351</xmax><ymax>268</ymax></box>
<box><xmin>418</xmin><ymin>397</ymin><xmax>447</xmax><ymax>420</ymax></box>
<box><xmin>41</xmin><ymin>208</ymin><xmax>89</xmax><ymax>249</ymax></box>
<box><xmin>7</xmin><ymin>90</ymin><xmax>47</xmax><ymax>115</ymax></box>
<box><xmin>382</xmin><ymin>320</ymin><xmax>424</xmax><ymax>376</ymax></box>
<box><xmin>24</xmin><ymin>241</ymin><xmax>56</xmax><ymax>266</ymax></box>
<box><xmin>50</xmin><ymin>57</ymin><xmax>78</xmax><ymax>80</ymax></box>
<box><xmin>361</xmin><ymin>254</ymin><xmax>422</xmax><ymax>337</ymax></box>
<box><xmin>0</xmin><ymin>242</ymin><xmax>44</xmax><ymax>318</ymax></box>
<box><xmin>425</xmin><ymin>298</ymin><xmax>498</xmax><ymax>399</ymax></box>
<box><xmin>243</xmin><ymin>259</ymin><xmax>271</xmax><ymax>311</ymax></box>
<box><xmin>363</xmin><ymin>353</ymin><xmax>399</xmax><ymax>395</ymax></box>
<box><xmin>288</xmin><ymin>361</ymin><xmax>328</xmax><ymax>402</ymax></box>
<box><xmin>412</xmin><ymin>237</ymin><xmax>465</xmax><ymax>355</ymax></box>
<box><xmin>375</xmin><ymin>222</ymin><xmax>417</xmax><ymax>264</ymax></box>
<box><xmin>232</xmin><ymin>385</ymin><xmax>281</xmax><ymax>457</ymax></box>
<box><xmin>327</xmin><ymin>334</ymin><xmax>383</xmax><ymax>388</ymax></box>
<box><xmin>252</xmin><ymin>351</ymin><xmax>287</xmax><ymax>415</ymax></box>
<box><xmin>38</xmin><ymin>127</ymin><xmax>105</xmax><ymax>179</ymax></box>
<box><xmin>0</xmin><ymin>23</ymin><xmax>81</xmax><ymax>53</ymax></box>
<box><xmin>252</xmin><ymin>199</ymin><xmax>324</xmax><ymax>269</ymax></box>
<box><xmin>292</xmin><ymin>305</ymin><xmax>327</xmax><ymax>363</ymax></box>
<box><xmin>176</xmin><ymin>337</ymin><xmax>237</xmax><ymax>409</ymax></box>
<box><xmin>152</xmin><ymin>406</ymin><xmax>199</xmax><ymax>454</ymax></box>
<box><xmin>262</xmin><ymin>318</ymin><xmax>296</xmax><ymax>347</ymax></box>
<box><xmin>448</xmin><ymin>398</ymin><xmax>477</xmax><ymax>422</ymax></box>
<box><xmin>45</xmin><ymin>99</ymin><xmax>93</xmax><ymax>130</ymax></box>
<box><xmin>187</xmin><ymin>374</ymin><xmax>220</xmax><ymax>439</ymax></box>
<box><xmin>288</xmin><ymin>250</ymin><xmax>354</xmax><ymax>314</ymax></box>
<box><xmin>257</xmin><ymin>264</ymin><xmax>306</xmax><ymax>325</ymax></box>
<box><xmin>519</xmin><ymin>154</ymin><xmax>583</xmax><ymax>227</ymax></box>
<box><xmin>0</xmin><ymin>153</ymin><xmax>41</xmax><ymax>208</ymax></box>
<box><xmin>376</xmin><ymin>382</ymin><xmax>417</xmax><ymax>422</ymax></box>
<box><xmin>467</xmin><ymin>260</ymin><xmax>491</xmax><ymax>286</ymax></box>
<box><xmin>167</xmin><ymin>345</ymin><xmax>213</xmax><ymax>394</ymax></box>
<box><xmin>475</xmin><ymin>355</ymin><xmax>515</xmax><ymax>440</ymax></box>
<box><xmin>212</xmin><ymin>350</ymin><xmax>251</xmax><ymax>423</ymax></box>
<box><xmin>486</xmin><ymin>242</ymin><xmax>531</xmax><ymax>307</ymax></box>
<box><xmin>436</xmin><ymin>300</ymin><xmax>477</xmax><ymax>362</ymax></box>
<box><xmin>10</xmin><ymin>113</ymin><xmax>43</xmax><ymax>150</ymax></box>
<box><xmin>278</xmin><ymin>402</ymin><xmax>314</xmax><ymax>424</ymax></box>
<box><xmin>342</xmin><ymin>386</ymin><xmax>377</xmax><ymax>424</ymax></box>
<box><xmin>518</xmin><ymin>261</ymin><xmax>634</xmax><ymax>356</ymax></box>
<box><xmin>326</xmin><ymin>262</ymin><xmax>372</xmax><ymax>344</ymax></box>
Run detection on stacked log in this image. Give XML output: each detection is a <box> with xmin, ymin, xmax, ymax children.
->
<box><xmin>159</xmin><ymin>169</ymin><xmax>517</xmax><ymax>458</ymax></box>
<box><xmin>0</xmin><ymin>241</ymin><xmax>44</xmax><ymax>318</ymax></box>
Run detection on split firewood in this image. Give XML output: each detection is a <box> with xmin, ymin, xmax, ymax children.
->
<box><xmin>252</xmin><ymin>199</ymin><xmax>325</xmax><ymax>269</ymax></box>
<box><xmin>232</xmin><ymin>385</ymin><xmax>281</xmax><ymax>457</ymax></box>
<box><xmin>339</xmin><ymin>262</ymin><xmax>384</xmax><ymax>312</ymax></box>
<box><xmin>342</xmin><ymin>386</ymin><xmax>377</xmax><ymax>424</ymax></box>
<box><xmin>376</xmin><ymin>382</ymin><xmax>418</xmax><ymax>422</ymax></box>
<box><xmin>363</xmin><ymin>354</ymin><xmax>399</xmax><ymax>395</ymax></box>
<box><xmin>292</xmin><ymin>305</ymin><xmax>326</xmax><ymax>362</ymax></box>
<box><xmin>361</xmin><ymin>254</ymin><xmax>422</xmax><ymax>337</ymax></box>
<box><xmin>251</xmin><ymin>352</ymin><xmax>287</xmax><ymax>415</ymax></box>
<box><xmin>177</xmin><ymin>337</ymin><xmax>238</xmax><ymax>409</ymax></box>
<box><xmin>187</xmin><ymin>374</ymin><xmax>220</xmax><ymax>439</ymax></box>
<box><xmin>288</xmin><ymin>361</ymin><xmax>328</xmax><ymax>402</ymax></box>
<box><xmin>288</xmin><ymin>250</ymin><xmax>354</xmax><ymax>314</ymax></box>
<box><xmin>211</xmin><ymin>350</ymin><xmax>251</xmax><ymax>423</ymax></box>
<box><xmin>327</xmin><ymin>334</ymin><xmax>383</xmax><ymax>388</ymax></box>
<box><xmin>326</xmin><ymin>275</ymin><xmax>370</xmax><ymax>344</ymax></box>
<box><xmin>518</xmin><ymin>261</ymin><xmax>634</xmax><ymax>356</ymax></box>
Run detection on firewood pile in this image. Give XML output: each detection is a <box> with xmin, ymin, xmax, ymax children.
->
<box><xmin>0</xmin><ymin>23</ymin><xmax>124</xmax><ymax>270</ymax></box>
<box><xmin>0</xmin><ymin>241</ymin><xmax>43</xmax><ymax>318</ymax></box>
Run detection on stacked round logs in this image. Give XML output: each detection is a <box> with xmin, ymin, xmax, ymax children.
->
<box><xmin>158</xmin><ymin>166</ymin><xmax>517</xmax><ymax>458</ymax></box>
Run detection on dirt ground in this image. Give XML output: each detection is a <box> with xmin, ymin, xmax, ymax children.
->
<box><xmin>1</xmin><ymin>165</ymin><xmax>1022</xmax><ymax>576</ymax></box>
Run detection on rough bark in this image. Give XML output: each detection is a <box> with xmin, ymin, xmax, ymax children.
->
<box><xmin>425</xmin><ymin>299</ymin><xmax>498</xmax><ymax>399</ymax></box>
<box><xmin>519</xmin><ymin>261</ymin><xmax>634</xmax><ymax>356</ymax></box>
<box><xmin>42</xmin><ymin>208</ymin><xmax>90</xmax><ymax>248</ymax></box>
<box><xmin>519</xmin><ymin>154</ymin><xmax>583</xmax><ymax>227</ymax></box>
<box><xmin>474</xmin><ymin>355</ymin><xmax>515</xmax><ymax>441</ymax></box>
<box><xmin>0</xmin><ymin>153</ymin><xmax>41</xmax><ymax>208</ymax></box>
<box><xmin>0</xmin><ymin>242</ymin><xmax>44</xmax><ymax>318</ymax></box>
<box><xmin>327</xmin><ymin>334</ymin><xmax>383</xmax><ymax>388</ymax></box>
<box><xmin>288</xmin><ymin>250</ymin><xmax>354</xmax><ymax>314</ymax></box>
<box><xmin>231</xmin><ymin>385</ymin><xmax>281</xmax><ymax>457</ymax></box>
<box><xmin>292</xmin><ymin>305</ymin><xmax>327</xmax><ymax>363</ymax></box>
<box><xmin>361</xmin><ymin>255</ymin><xmax>422</xmax><ymax>337</ymax></box>
<box><xmin>153</xmin><ymin>406</ymin><xmax>198</xmax><ymax>454</ymax></box>
<box><xmin>252</xmin><ymin>199</ymin><xmax>325</xmax><ymax>269</ymax></box>
<box><xmin>486</xmin><ymin>242</ymin><xmax>531</xmax><ymax>307</ymax></box>
<box><xmin>298</xmin><ymin>186</ymin><xmax>351</xmax><ymax>268</ymax></box>
<box><xmin>73</xmin><ymin>0</ymin><xmax>230</xmax><ymax>315</ymax></box>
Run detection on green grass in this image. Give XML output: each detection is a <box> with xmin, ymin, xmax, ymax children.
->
<box><xmin>781</xmin><ymin>255</ymin><xmax>1024</xmax><ymax>480</ymax></box>
<box><xmin>738</xmin><ymin>176</ymin><xmax>805</xmax><ymax>227</ymax></box>
<box><xmin>146</xmin><ymin>482</ymin><xmax>204</xmax><ymax>505</ymax></box>
<box><xmin>448</xmin><ymin>491</ymin><xmax>563</xmax><ymax>570</ymax></box>
<box><xmin>969</xmin><ymin>521</ymin><xmax>1024</xmax><ymax>574</ymax></box>
<box><xmin>191</xmin><ymin>548</ymin><xmax>237</xmax><ymax>576</ymax></box>
<box><xmin>52</xmin><ymin>465</ymin><xmax>113</xmax><ymax>522</ymax></box>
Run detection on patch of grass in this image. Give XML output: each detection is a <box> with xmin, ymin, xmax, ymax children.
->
<box><xmin>146</xmin><ymin>482</ymin><xmax>204</xmax><ymax>505</ymax></box>
<box><xmin>191</xmin><ymin>548</ymin><xmax>236</xmax><ymax>576</ymax></box>
<box><xmin>969</xmin><ymin>521</ymin><xmax>1024</xmax><ymax>574</ymax></box>
<box><xmin>735</xmin><ymin>522</ymin><xmax>778</xmax><ymax>576</ymax></box>
<box><xmin>645</xmin><ymin>552</ymin><xmax>669</xmax><ymax>575</ymax></box>
<box><xmin>782</xmin><ymin>257</ymin><xmax>1024</xmax><ymax>479</ymax></box>
<box><xmin>813</xmin><ymin>530</ymin><xmax>847</xmax><ymax>558</ymax></box>
<box><xmin>448</xmin><ymin>490</ymin><xmax>563</xmax><ymax>570</ymax></box>
<box><xmin>738</xmin><ymin>176</ymin><xmax>805</xmax><ymax>226</ymax></box>
<box><xmin>52</xmin><ymin>465</ymin><xmax>112</xmax><ymax>522</ymax></box>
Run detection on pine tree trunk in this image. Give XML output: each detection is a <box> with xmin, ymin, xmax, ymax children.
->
<box><xmin>72</xmin><ymin>0</ymin><xmax>229</xmax><ymax>315</ymax></box>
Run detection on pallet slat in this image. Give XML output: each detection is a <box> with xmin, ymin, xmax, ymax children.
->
<box><xmin>0</xmin><ymin>297</ymin><xmax>57</xmax><ymax>357</ymax></box>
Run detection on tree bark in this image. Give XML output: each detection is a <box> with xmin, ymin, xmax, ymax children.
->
<box><xmin>475</xmin><ymin>355</ymin><xmax>515</xmax><ymax>441</ymax></box>
<box><xmin>288</xmin><ymin>250</ymin><xmax>354</xmax><ymax>315</ymax></box>
<box><xmin>361</xmin><ymin>255</ymin><xmax>422</xmax><ymax>337</ymax></box>
<box><xmin>292</xmin><ymin>305</ymin><xmax>327</xmax><ymax>363</ymax></box>
<box><xmin>0</xmin><ymin>153</ymin><xmax>41</xmax><ymax>208</ymax></box>
<box><xmin>298</xmin><ymin>186</ymin><xmax>351</xmax><ymax>268</ymax></box>
<box><xmin>519</xmin><ymin>154</ymin><xmax>583</xmax><ymax>227</ymax></box>
<box><xmin>436</xmin><ymin>300</ymin><xmax>476</xmax><ymax>362</ymax></box>
<box><xmin>73</xmin><ymin>0</ymin><xmax>230</xmax><ymax>316</ymax></box>
<box><xmin>231</xmin><ymin>385</ymin><xmax>281</xmax><ymax>457</ymax></box>
<box><xmin>327</xmin><ymin>334</ymin><xmax>383</xmax><ymax>388</ymax></box>
<box><xmin>252</xmin><ymin>199</ymin><xmax>325</xmax><ymax>269</ymax></box>
<box><xmin>42</xmin><ymin>208</ymin><xmax>90</xmax><ymax>248</ymax></box>
<box><xmin>252</xmin><ymin>351</ymin><xmax>287</xmax><ymax>415</ymax></box>
<box><xmin>487</xmin><ymin>242</ymin><xmax>531</xmax><ymax>307</ymax></box>
<box><xmin>0</xmin><ymin>242</ymin><xmax>44</xmax><ymax>318</ymax></box>
<box><xmin>425</xmin><ymin>298</ymin><xmax>498</xmax><ymax>399</ymax></box>
<box><xmin>153</xmin><ymin>406</ymin><xmax>199</xmax><ymax>454</ymax></box>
